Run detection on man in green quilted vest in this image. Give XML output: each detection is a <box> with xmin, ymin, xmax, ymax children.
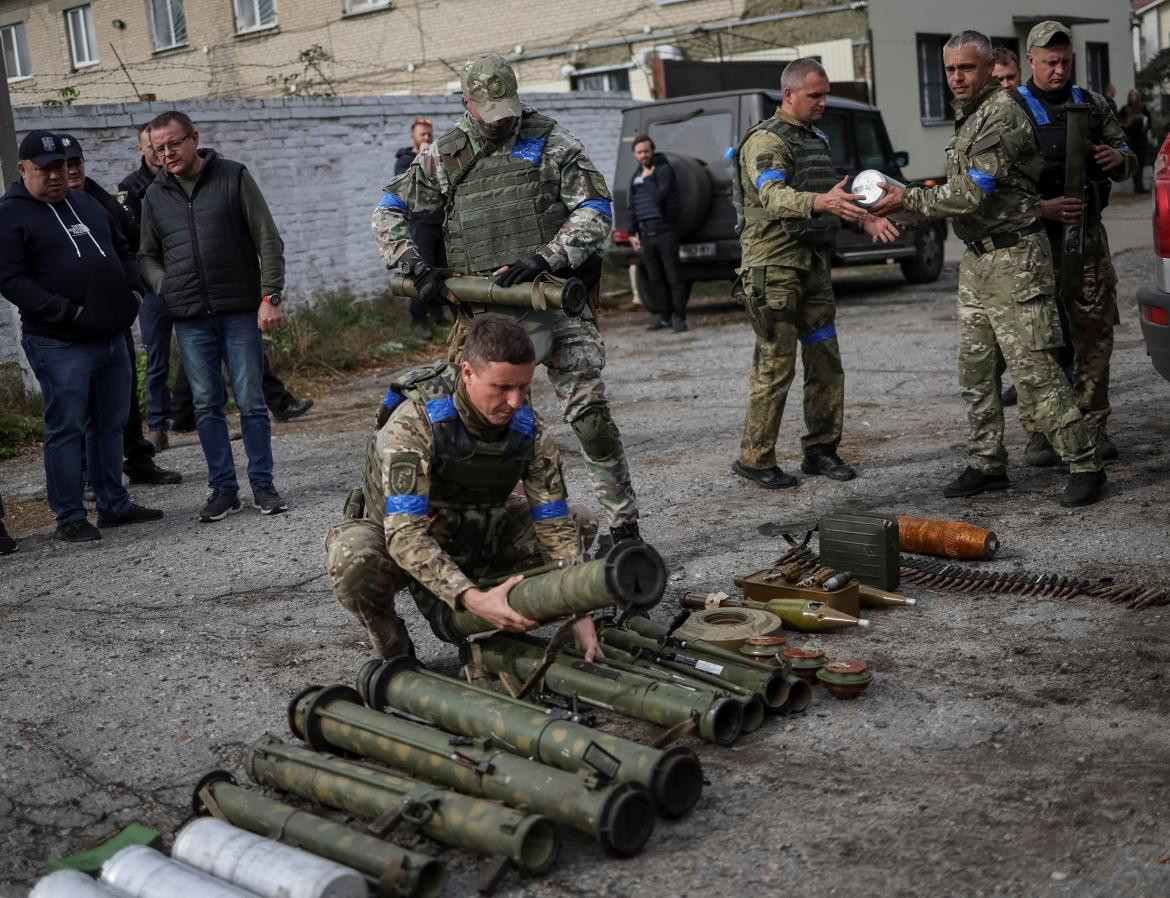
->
<box><xmin>872</xmin><ymin>31</ymin><xmax>1105</xmax><ymax>508</ymax></box>
<box><xmin>732</xmin><ymin>58</ymin><xmax>898</xmax><ymax>490</ymax></box>
<box><xmin>325</xmin><ymin>314</ymin><xmax>599</xmax><ymax>661</ymax></box>
<box><xmin>373</xmin><ymin>54</ymin><xmax>640</xmax><ymax>552</ymax></box>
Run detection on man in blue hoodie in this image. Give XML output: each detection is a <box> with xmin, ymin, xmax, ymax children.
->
<box><xmin>0</xmin><ymin>131</ymin><xmax>163</xmax><ymax>541</ymax></box>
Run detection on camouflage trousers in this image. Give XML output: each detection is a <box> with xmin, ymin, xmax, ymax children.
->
<box><xmin>449</xmin><ymin>308</ymin><xmax>638</xmax><ymax>530</ymax></box>
<box><xmin>957</xmin><ymin>234</ymin><xmax>1098</xmax><ymax>475</ymax></box>
<box><xmin>325</xmin><ymin>496</ymin><xmax>597</xmax><ymax>658</ymax></box>
<box><xmin>738</xmin><ymin>259</ymin><xmax>845</xmax><ymax>468</ymax></box>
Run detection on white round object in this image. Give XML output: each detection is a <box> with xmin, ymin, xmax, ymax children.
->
<box><xmin>30</xmin><ymin>869</ymin><xmax>132</xmax><ymax>898</ymax></box>
<box><xmin>851</xmin><ymin>169</ymin><xmax>890</xmax><ymax>206</ymax></box>
<box><xmin>173</xmin><ymin>818</ymin><xmax>368</xmax><ymax>898</ymax></box>
<box><xmin>100</xmin><ymin>846</ymin><xmax>257</xmax><ymax>898</ymax></box>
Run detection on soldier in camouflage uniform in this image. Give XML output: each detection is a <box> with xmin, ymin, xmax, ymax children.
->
<box><xmin>325</xmin><ymin>314</ymin><xmax>600</xmax><ymax>660</ymax></box>
<box><xmin>372</xmin><ymin>54</ymin><xmax>639</xmax><ymax>549</ymax></box>
<box><xmin>1011</xmin><ymin>21</ymin><xmax>1137</xmax><ymax>466</ymax></box>
<box><xmin>872</xmin><ymin>30</ymin><xmax>1105</xmax><ymax>507</ymax></box>
<box><xmin>730</xmin><ymin>58</ymin><xmax>899</xmax><ymax>490</ymax></box>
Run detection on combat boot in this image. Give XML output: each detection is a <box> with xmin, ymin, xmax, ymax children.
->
<box><xmin>1024</xmin><ymin>432</ymin><xmax>1060</xmax><ymax>467</ymax></box>
<box><xmin>801</xmin><ymin>448</ymin><xmax>856</xmax><ymax>481</ymax></box>
<box><xmin>1090</xmin><ymin>426</ymin><xmax>1119</xmax><ymax>461</ymax></box>
<box><xmin>593</xmin><ymin>520</ymin><xmax>641</xmax><ymax>559</ymax></box>
<box><xmin>1060</xmin><ymin>470</ymin><xmax>1106</xmax><ymax>508</ymax></box>
<box><xmin>732</xmin><ymin>460</ymin><xmax>798</xmax><ymax>490</ymax></box>
<box><xmin>942</xmin><ymin>466</ymin><xmax>1010</xmax><ymax>498</ymax></box>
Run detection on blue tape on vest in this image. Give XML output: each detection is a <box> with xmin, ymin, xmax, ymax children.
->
<box><xmin>531</xmin><ymin>499</ymin><xmax>569</xmax><ymax>521</ymax></box>
<box><xmin>1016</xmin><ymin>85</ymin><xmax>1051</xmax><ymax>126</ymax></box>
<box><xmin>579</xmin><ymin>198</ymin><xmax>613</xmax><ymax>219</ymax></box>
<box><xmin>1119</xmin><ymin>140</ymin><xmax>1130</xmax><ymax>151</ymax></box>
<box><xmin>379</xmin><ymin>192</ymin><xmax>409</xmax><ymax>211</ymax></box>
<box><xmin>509</xmin><ymin>405</ymin><xmax>536</xmax><ymax>438</ymax></box>
<box><xmin>512</xmin><ymin>136</ymin><xmax>546</xmax><ymax>165</ymax></box>
<box><xmin>425</xmin><ymin>396</ymin><xmax>458</xmax><ymax>423</ymax></box>
<box><xmin>799</xmin><ymin>324</ymin><xmax>838</xmax><ymax>346</ymax></box>
<box><xmin>386</xmin><ymin>494</ymin><xmax>429</xmax><ymax>516</ymax></box>
<box><xmin>724</xmin><ymin>146</ymin><xmax>736</xmax><ymax>160</ymax></box>
<box><xmin>383</xmin><ymin>388</ymin><xmax>405</xmax><ymax>411</ymax></box>
<box><xmin>966</xmin><ymin>167</ymin><xmax>997</xmax><ymax>196</ymax></box>
<box><xmin>755</xmin><ymin>169</ymin><xmax>786</xmax><ymax>191</ymax></box>
<box><xmin>1071</xmin><ymin>84</ymin><xmax>1085</xmax><ymax>104</ymax></box>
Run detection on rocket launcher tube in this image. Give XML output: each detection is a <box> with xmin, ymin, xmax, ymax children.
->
<box><xmin>387</xmin><ymin>271</ymin><xmax>589</xmax><ymax>316</ymax></box>
<box><xmin>192</xmin><ymin>772</ymin><xmax>446</xmax><ymax>898</ymax></box>
<box><xmin>473</xmin><ymin>633</ymin><xmax>745</xmax><ymax>746</ymax></box>
<box><xmin>357</xmin><ymin>659</ymin><xmax>703</xmax><ymax>819</ymax></box>
<box><xmin>289</xmin><ymin>686</ymin><xmax>655</xmax><ymax>859</ymax></box>
<box><xmin>451</xmin><ymin>542</ymin><xmax>667</xmax><ymax>636</ymax></box>
<box><xmin>679</xmin><ymin>593</ymin><xmax>868</xmax><ymax>632</ymax></box>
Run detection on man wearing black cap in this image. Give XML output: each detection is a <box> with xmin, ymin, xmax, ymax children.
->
<box><xmin>59</xmin><ymin>133</ymin><xmax>182</xmax><ymax>487</ymax></box>
<box><xmin>0</xmin><ymin>131</ymin><xmax>162</xmax><ymax>541</ymax></box>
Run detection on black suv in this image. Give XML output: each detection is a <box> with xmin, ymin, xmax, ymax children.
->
<box><xmin>607</xmin><ymin>89</ymin><xmax>946</xmax><ymax>289</ymax></box>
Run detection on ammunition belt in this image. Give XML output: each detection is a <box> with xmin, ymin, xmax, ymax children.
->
<box><xmin>964</xmin><ymin>220</ymin><xmax>1043</xmax><ymax>257</ymax></box>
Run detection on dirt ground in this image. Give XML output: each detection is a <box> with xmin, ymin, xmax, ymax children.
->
<box><xmin>2</xmin><ymin>214</ymin><xmax>1169</xmax><ymax>897</ymax></box>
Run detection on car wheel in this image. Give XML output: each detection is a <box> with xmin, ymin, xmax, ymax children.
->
<box><xmin>900</xmin><ymin>222</ymin><xmax>946</xmax><ymax>284</ymax></box>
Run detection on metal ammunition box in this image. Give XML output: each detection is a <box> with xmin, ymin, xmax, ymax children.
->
<box><xmin>817</xmin><ymin>511</ymin><xmax>900</xmax><ymax>590</ymax></box>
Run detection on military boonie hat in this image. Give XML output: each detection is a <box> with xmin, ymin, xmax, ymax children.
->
<box><xmin>1027</xmin><ymin>20</ymin><xmax>1072</xmax><ymax>50</ymax></box>
<box><xmin>18</xmin><ymin>130</ymin><xmax>67</xmax><ymax>166</ymax></box>
<box><xmin>461</xmin><ymin>54</ymin><xmax>523</xmax><ymax>123</ymax></box>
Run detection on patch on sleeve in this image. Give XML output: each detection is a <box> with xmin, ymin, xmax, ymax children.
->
<box><xmin>388</xmin><ymin>451</ymin><xmax>419</xmax><ymax>495</ymax></box>
<box><xmin>116</xmin><ymin>190</ymin><xmax>129</xmax><ymax>206</ymax></box>
<box><xmin>968</xmin><ymin>133</ymin><xmax>1002</xmax><ymax>157</ymax></box>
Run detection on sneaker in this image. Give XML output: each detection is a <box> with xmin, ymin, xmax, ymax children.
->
<box><xmin>942</xmin><ymin>466</ymin><xmax>1010</xmax><ymax>498</ymax></box>
<box><xmin>200</xmin><ymin>489</ymin><xmax>242</xmax><ymax>523</ymax></box>
<box><xmin>272</xmin><ymin>397</ymin><xmax>314</xmax><ymax>422</ymax></box>
<box><xmin>732</xmin><ymin>460</ymin><xmax>799</xmax><ymax>489</ymax></box>
<box><xmin>56</xmin><ymin>519</ymin><xmax>101</xmax><ymax>542</ymax></box>
<box><xmin>253</xmin><ymin>485</ymin><xmax>289</xmax><ymax>515</ymax></box>
<box><xmin>1091</xmin><ymin>427</ymin><xmax>1119</xmax><ymax>461</ymax></box>
<box><xmin>801</xmin><ymin>450</ymin><xmax>856</xmax><ymax>481</ymax></box>
<box><xmin>125</xmin><ymin>460</ymin><xmax>183</xmax><ymax>485</ymax></box>
<box><xmin>147</xmin><ymin>430</ymin><xmax>169</xmax><ymax>452</ymax></box>
<box><xmin>1060</xmin><ymin>470</ymin><xmax>1106</xmax><ymax>508</ymax></box>
<box><xmin>672</xmin><ymin>319</ymin><xmax>689</xmax><ymax>333</ymax></box>
<box><xmin>1024</xmin><ymin>432</ymin><xmax>1060</xmax><ymax>467</ymax></box>
<box><xmin>97</xmin><ymin>503</ymin><xmax>164</xmax><ymax>527</ymax></box>
<box><xmin>0</xmin><ymin>520</ymin><xmax>16</xmax><ymax>555</ymax></box>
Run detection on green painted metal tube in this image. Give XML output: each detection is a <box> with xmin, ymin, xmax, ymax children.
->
<box><xmin>473</xmin><ymin>633</ymin><xmax>745</xmax><ymax>746</ymax></box>
<box><xmin>192</xmin><ymin>772</ymin><xmax>446</xmax><ymax>898</ymax></box>
<box><xmin>387</xmin><ymin>271</ymin><xmax>588</xmax><ymax>316</ymax></box>
<box><xmin>246</xmin><ymin>732</ymin><xmax>558</xmax><ymax>876</ymax></box>
<box><xmin>357</xmin><ymin>659</ymin><xmax>703</xmax><ymax>819</ymax></box>
<box><xmin>451</xmin><ymin>541</ymin><xmax>666</xmax><ymax>636</ymax></box>
<box><xmin>289</xmin><ymin>685</ymin><xmax>655</xmax><ymax>858</ymax></box>
<box><xmin>782</xmin><ymin>674</ymin><xmax>813</xmax><ymax>714</ymax></box>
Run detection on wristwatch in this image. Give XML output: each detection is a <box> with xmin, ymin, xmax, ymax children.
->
<box><xmin>262</xmin><ymin>292</ymin><xmax>282</xmax><ymax>307</ymax></box>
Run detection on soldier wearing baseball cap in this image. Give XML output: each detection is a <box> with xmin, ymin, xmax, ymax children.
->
<box><xmin>460</xmin><ymin>54</ymin><xmax>523</xmax><ymax>125</ymax></box>
<box><xmin>1026</xmin><ymin>20</ymin><xmax>1072</xmax><ymax>51</ymax></box>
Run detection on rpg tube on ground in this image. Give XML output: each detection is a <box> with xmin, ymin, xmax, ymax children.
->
<box><xmin>173</xmin><ymin>817</ymin><xmax>368</xmax><ymax>898</ymax></box>
<box><xmin>193</xmin><ymin>772</ymin><xmax>446</xmax><ymax>898</ymax></box>
<box><xmin>290</xmin><ymin>685</ymin><xmax>655</xmax><ymax>858</ymax></box>
<box><xmin>474</xmin><ymin>633</ymin><xmax>744</xmax><ymax>746</ymax></box>
<box><xmin>781</xmin><ymin>675</ymin><xmax>813</xmax><ymax>714</ymax></box>
<box><xmin>31</xmin><ymin>870</ymin><xmax>132</xmax><ymax>898</ymax></box>
<box><xmin>387</xmin><ymin>271</ymin><xmax>588</xmax><ymax>316</ymax></box>
<box><xmin>357</xmin><ymin>658</ymin><xmax>703</xmax><ymax>819</ymax></box>
<box><xmin>450</xmin><ymin>541</ymin><xmax>667</xmax><ymax>636</ymax></box>
<box><xmin>246</xmin><ymin>735</ymin><xmax>557</xmax><ymax>876</ymax></box>
<box><xmin>101</xmin><ymin>846</ymin><xmax>255</xmax><ymax>898</ymax></box>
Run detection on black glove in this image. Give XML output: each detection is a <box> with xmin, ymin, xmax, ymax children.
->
<box><xmin>495</xmin><ymin>253</ymin><xmax>551</xmax><ymax>287</ymax></box>
<box><xmin>410</xmin><ymin>262</ymin><xmax>454</xmax><ymax>307</ymax></box>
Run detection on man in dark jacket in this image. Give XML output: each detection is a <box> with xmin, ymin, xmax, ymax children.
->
<box><xmin>392</xmin><ymin>117</ymin><xmax>448</xmax><ymax>339</ymax></box>
<box><xmin>628</xmin><ymin>135</ymin><xmax>688</xmax><ymax>332</ymax></box>
<box><xmin>60</xmin><ymin>134</ymin><xmax>181</xmax><ymax>486</ymax></box>
<box><xmin>0</xmin><ymin>131</ymin><xmax>162</xmax><ymax>541</ymax></box>
<box><xmin>138</xmin><ymin>111</ymin><xmax>289</xmax><ymax>523</ymax></box>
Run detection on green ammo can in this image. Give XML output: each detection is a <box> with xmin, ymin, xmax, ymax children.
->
<box><xmin>817</xmin><ymin>511</ymin><xmax>900</xmax><ymax>590</ymax></box>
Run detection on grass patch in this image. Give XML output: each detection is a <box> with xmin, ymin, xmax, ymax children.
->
<box><xmin>0</xmin><ymin>363</ymin><xmax>43</xmax><ymax>459</ymax></box>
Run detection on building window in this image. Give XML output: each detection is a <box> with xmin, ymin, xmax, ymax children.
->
<box><xmin>1</xmin><ymin>22</ymin><xmax>31</xmax><ymax>80</ymax></box>
<box><xmin>64</xmin><ymin>5</ymin><xmax>98</xmax><ymax>69</ymax></box>
<box><xmin>146</xmin><ymin>0</ymin><xmax>188</xmax><ymax>52</ymax></box>
<box><xmin>571</xmin><ymin>68</ymin><xmax>630</xmax><ymax>92</ymax></box>
<box><xmin>1086</xmin><ymin>42</ymin><xmax>1110</xmax><ymax>94</ymax></box>
<box><xmin>235</xmin><ymin>0</ymin><xmax>277</xmax><ymax>32</ymax></box>
<box><xmin>342</xmin><ymin>0</ymin><xmax>391</xmax><ymax>13</ymax></box>
<box><xmin>916</xmin><ymin>33</ymin><xmax>951</xmax><ymax>124</ymax></box>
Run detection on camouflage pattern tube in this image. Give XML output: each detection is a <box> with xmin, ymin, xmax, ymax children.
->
<box><xmin>599</xmin><ymin>626</ymin><xmax>791</xmax><ymax>710</ymax></box>
<box><xmin>245</xmin><ymin>733</ymin><xmax>558</xmax><ymax>876</ymax></box>
<box><xmin>450</xmin><ymin>541</ymin><xmax>667</xmax><ymax>636</ymax></box>
<box><xmin>387</xmin><ymin>271</ymin><xmax>588</xmax><ymax>316</ymax></box>
<box><xmin>357</xmin><ymin>658</ymin><xmax>703</xmax><ymax>819</ymax></box>
<box><xmin>289</xmin><ymin>685</ymin><xmax>655</xmax><ymax>858</ymax></box>
<box><xmin>473</xmin><ymin>633</ymin><xmax>745</xmax><ymax>746</ymax></box>
<box><xmin>191</xmin><ymin>771</ymin><xmax>446</xmax><ymax>898</ymax></box>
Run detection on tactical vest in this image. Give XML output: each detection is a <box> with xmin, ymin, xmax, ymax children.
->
<box><xmin>438</xmin><ymin>111</ymin><xmax>569</xmax><ymax>274</ymax></box>
<box><xmin>731</xmin><ymin>115</ymin><xmax>840</xmax><ymax>245</ymax></box>
<box><xmin>369</xmin><ymin>364</ymin><xmax>536</xmax><ymax>568</ymax></box>
<box><xmin>1012</xmin><ymin>84</ymin><xmax>1112</xmax><ymax>220</ymax></box>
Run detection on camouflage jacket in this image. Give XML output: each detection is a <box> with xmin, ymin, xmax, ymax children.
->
<box><xmin>372</xmin><ymin>107</ymin><xmax>613</xmax><ymax>273</ymax></box>
<box><xmin>366</xmin><ymin>376</ymin><xmax>579</xmax><ymax>608</ymax></box>
<box><xmin>737</xmin><ymin>108</ymin><xmax>829</xmax><ymax>271</ymax></box>
<box><xmin>903</xmin><ymin>84</ymin><xmax>1043</xmax><ymax>243</ymax></box>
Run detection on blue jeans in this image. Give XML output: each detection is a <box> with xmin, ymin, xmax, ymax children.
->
<box><xmin>21</xmin><ymin>334</ymin><xmax>133</xmax><ymax>526</ymax></box>
<box><xmin>174</xmin><ymin>312</ymin><xmax>273</xmax><ymax>492</ymax></box>
<box><xmin>137</xmin><ymin>292</ymin><xmax>173</xmax><ymax>432</ymax></box>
